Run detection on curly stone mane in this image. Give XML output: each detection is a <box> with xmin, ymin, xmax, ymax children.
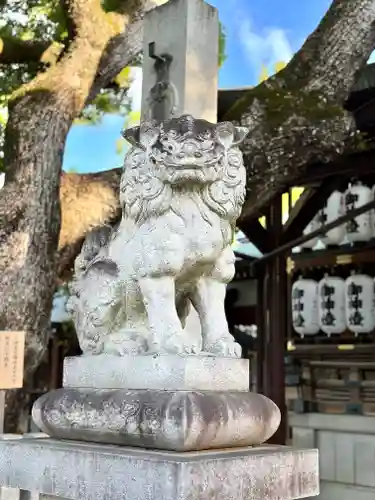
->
<box><xmin>201</xmin><ymin>147</ymin><xmax>246</xmax><ymax>223</ymax></box>
<box><xmin>120</xmin><ymin>147</ymin><xmax>172</xmax><ymax>225</ymax></box>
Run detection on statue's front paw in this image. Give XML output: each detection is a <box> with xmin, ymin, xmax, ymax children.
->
<box><xmin>149</xmin><ymin>337</ymin><xmax>201</xmax><ymax>355</ymax></box>
<box><xmin>103</xmin><ymin>334</ymin><xmax>147</xmax><ymax>356</ymax></box>
<box><xmin>204</xmin><ymin>338</ymin><xmax>241</xmax><ymax>358</ymax></box>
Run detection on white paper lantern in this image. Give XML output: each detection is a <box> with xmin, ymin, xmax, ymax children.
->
<box><xmin>301</xmin><ymin>216</ymin><xmax>320</xmax><ymax>249</ymax></box>
<box><xmin>344</xmin><ymin>182</ymin><xmax>372</xmax><ymax>243</ymax></box>
<box><xmin>345</xmin><ymin>274</ymin><xmax>375</xmax><ymax>334</ymax></box>
<box><xmin>318</xmin><ymin>275</ymin><xmax>346</xmax><ymax>336</ymax></box>
<box><xmin>321</xmin><ymin>191</ymin><xmax>345</xmax><ymax>246</ymax></box>
<box><xmin>292</xmin><ymin>278</ymin><xmax>320</xmax><ymax>336</ymax></box>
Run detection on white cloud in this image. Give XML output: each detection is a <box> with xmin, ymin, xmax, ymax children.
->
<box><xmin>238</xmin><ymin>18</ymin><xmax>293</xmax><ymax>74</ymax></box>
<box><xmin>369</xmin><ymin>51</ymin><xmax>375</xmax><ymax>64</ymax></box>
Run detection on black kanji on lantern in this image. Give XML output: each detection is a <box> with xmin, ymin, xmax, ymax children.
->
<box><xmin>345</xmin><ymin>192</ymin><xmax>359</xmax><ymax>234</ymax></box>
<box><xmin>321</xmin><ymin>284</ymin><xmax>336</xmax><ymax>326</ymax></box>
<box><xmin>292</xmin><ymin>287</ymin><xmax>305</xmax><ymax>328</ymax></box>
<box><xmin>317</xmin><ymin>209</ymin><xmax>327</xmax><ymax>226</ymax></box>
<box><xmin>347</xmin><ymin>282</ymin><xmax>364</xmax><ymax>326</ymax></box>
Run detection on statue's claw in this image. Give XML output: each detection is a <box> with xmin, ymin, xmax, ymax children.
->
<box><xmin>203</xmin><ymin>338</ymin><xmax>241</xmax><ymax>358</ymax></box>
<box><xmin>149</xmin><ymin>337</ymin><xmax>201</xmax><ymax>355</ymax></box>
<box><xmin>103</xmin><ymin>333</ymin><xmax>148</xmax><ymax>356</ymax></box>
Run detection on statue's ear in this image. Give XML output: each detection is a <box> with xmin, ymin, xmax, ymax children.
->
<box><xmin>216</xmin><ymin>122</ymin><xmax>249</xmax><ymax>150</ymax></box>
<box><xmin>122</xmin><ymin>121</ymin><xmax>159</xmax><ymax>151</ymax></box>
<box><xmin>233</xmin><ymin>126</ymin><xmax>249</xmax><ymax>146</ymax></box>
<box><xmin>139</xmin><ymin>121</ymin><xmax>159</xmax><ymax>150</ymax></box>
<box><xmin>215</xmin><ymin>122</ymin><xmax>236</xmax><ymax>150</ymax></box>
<box><xmin>122</xmin><ymin>125</ymin><xmax>140</xmax><ymax>148</ymax></box>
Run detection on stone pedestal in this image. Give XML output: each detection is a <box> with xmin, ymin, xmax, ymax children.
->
<box><xmin>32</xmin><ymin>354</ymin><xmax>281</xmax><ymax>452</ymax></box>
<box><xmin>0</xmin><ymin>437</ymin><xmax>319</xmax><ymax>500</ymax></box>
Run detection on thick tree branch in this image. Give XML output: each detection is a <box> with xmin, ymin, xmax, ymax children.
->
<box><xmin>86</xmin><ymin>17</ymin><xmax>144</xmax><ymax>103</ymax></box>
<box><xmin>0</xmin><ymin>24</ymin><xmax>140</xmax><ymax>69</ymax></box>
<box><xmin>224</xmin><ymin>0</ymin><xmax>375</xmax><ymax>222</ymax></box>
<box><xmin>0</xmin><ymin>37</ymin><xmax>54</xmax><ymax>64</ymax></box>
<box><xmin>57</xmin><ymin>168</ymin><xmax>122</xmax><ymax>281</ymax></box>
<box><xmin>289</xmin><ymin>0</ymin><xmax>375</xmax><ymax>101</ymax></box>
<box><xmin>59</xmin><ymin>169</ymin><xmax>121</xmax><ymax>249</ymax></box>
<box><xmin>87</xmin><ymin>0</ymin><xmax>167</xmax><ymax>103</ymax></box>
<box><xmin>0</xmin><ymin>3</ymin><xmax>149</xmax><ymax>114</ymax></box>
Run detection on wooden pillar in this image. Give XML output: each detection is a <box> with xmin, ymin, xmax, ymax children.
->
<box><xmin>263</xmin><ymin>195</ymin><xmax>287</xmax><ymax>444</ymax></box>
<box><xmin>256</xmin><ymin>273</ymin><xmax>265</xmax><ymax>394</ymax></box>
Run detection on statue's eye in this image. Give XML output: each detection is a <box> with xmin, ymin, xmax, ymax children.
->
<box><xmin>194</xmin><ymin>151</ymin><xmax>203</xmax><ymax>158</ymax></box>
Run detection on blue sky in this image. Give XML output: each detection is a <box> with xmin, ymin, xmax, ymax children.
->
<box><xmin>62</xmin><ymin>0</ymin><xmax>335</xmax><ymax>174</ymax></box>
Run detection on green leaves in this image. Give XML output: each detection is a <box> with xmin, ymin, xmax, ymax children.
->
<box><xmin>219</xmin><ymin>21</ymin><xmax>227</xmax><ymax>68</ymax></box>
<box><xmin>116</xmin><ymin>109</ymin><xmax>141</xmax><ymax>155</ymax></box>
<box><xmin>258</xmin><ymin>61</ymin><xmax>288</xmax><ymax>83</ymax></box>
<box><xmin>114</xmin><ymin>67</ymin><xmax>131</xmax><ymax>88</ymax></box>
<box><xmin>74</xmin><ymin>88</ymin><xmax>132</xmax><ymax>126</ymax></box>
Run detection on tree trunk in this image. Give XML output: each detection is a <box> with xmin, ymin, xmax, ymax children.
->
<box><xmin>0</xmin><ymin>0</ymin><xmax>136</xmax><ymax>433</ymax></box>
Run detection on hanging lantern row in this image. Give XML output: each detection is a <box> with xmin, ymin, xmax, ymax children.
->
<box><xmin>300</xmin><ymin>181</ymin><xmax>375</xmax><ymax>249</ymax></box>
<box><xmin>292</xmin><ymin>274</ymin><xmax>375</xmax><ymax>337</ymax></box>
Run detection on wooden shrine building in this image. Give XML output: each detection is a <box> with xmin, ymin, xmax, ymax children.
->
<box><xmin>217</xmin><ymin>62</ymin><xmax>375</xmax><ymax>445</ymax></box>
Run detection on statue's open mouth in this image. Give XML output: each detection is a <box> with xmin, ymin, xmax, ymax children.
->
<box><xmin>163</xmin><ymin>156</ymin><xmax>221</xmax><ymax>169</ymax></box>
<box><xmin>173</xmin><ymin>164</ymin><xmax>200</xmax><ymax>170</ymax></box>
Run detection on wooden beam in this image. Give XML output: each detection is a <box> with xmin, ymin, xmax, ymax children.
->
<box><xmin>295</xmin><ymin>148</ymin><xmax>375</xmax><ymax>186</ymax></box>
<box><xmin>283</xmin><ymin>188</ymin><xmax>316</xmax><ymax>235</ymax></box>
<box><xmin>233</xmin><ymin>251</ymin><xmax>254</xmax><ymax>262</ymax></box>
<box><xmin>237</xmin><ymin>219</ymin><xmax>272</xmax><ymax>254</ymax></box>
<box><xmin>253</xmin><ymin>198</ymin><xmax>375</xmax><ymax>266</ymax></box>
<box><xmin>282</xmin><ymin>178</ymin><xmax>339</xmax><ymax>244</ymax></box>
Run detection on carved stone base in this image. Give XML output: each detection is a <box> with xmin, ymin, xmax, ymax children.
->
<box><xmin>32</xmin><ymin>388</ymin><xmax>280</xmax><ymax>451</ymax></box>
<box><xmin>63</xmin><ymin>354</ymin><xmax>250</xmax><ymax>391</ymax></box>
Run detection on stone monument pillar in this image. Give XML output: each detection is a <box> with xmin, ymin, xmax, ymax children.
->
<box><xmin>0</xmin><ymin>1</ymin><xmax>319</xmax><ymax>499</ymax></box>
<box><xmin>141</xmin><ymin>0</ymin><xmax>218</xmax><ymax>123</ymax></box>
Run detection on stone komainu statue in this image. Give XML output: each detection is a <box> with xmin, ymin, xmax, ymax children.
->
<box><xmin>67</xmin><ymin>115</ymin><xmax>248</xmax><ymax>357</ymax></box>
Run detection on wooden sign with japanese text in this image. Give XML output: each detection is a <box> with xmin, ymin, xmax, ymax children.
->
<box><xmin>0</xmin><ymin>331</ymin><xmax>25</xmax><ymax>389</ymax></box>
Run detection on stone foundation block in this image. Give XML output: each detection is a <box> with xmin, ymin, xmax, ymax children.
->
<box><xmin>0</xmin><ymin>437</ymin><xmax>319</xmax><ymax>500</ymax></box>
